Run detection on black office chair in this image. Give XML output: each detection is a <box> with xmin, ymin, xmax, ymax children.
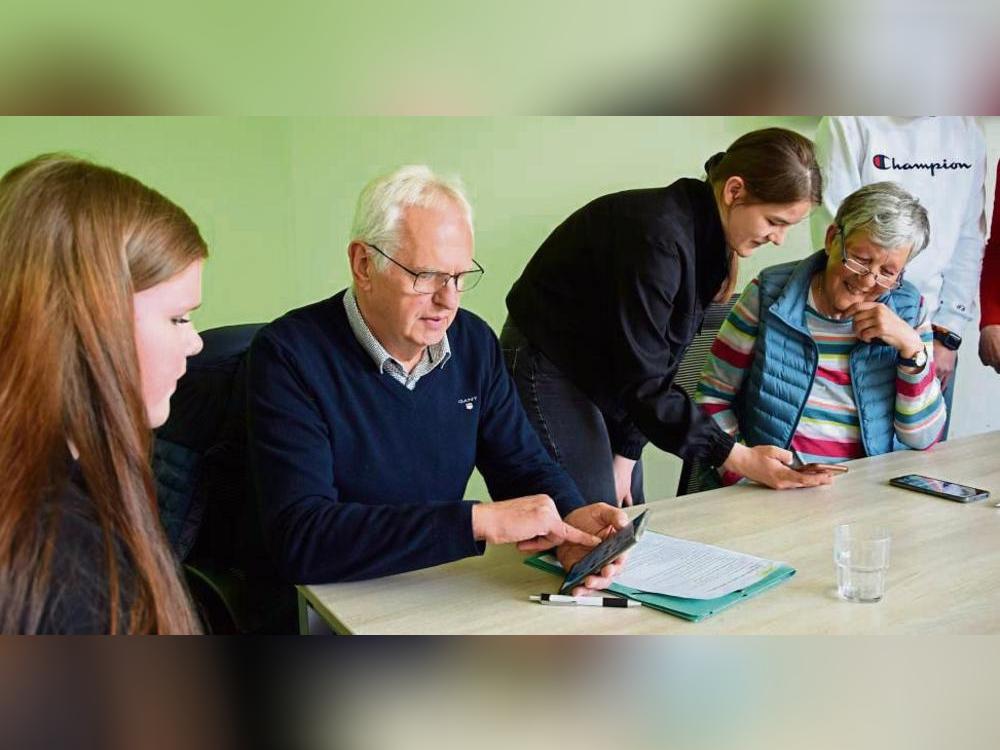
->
<box><xmin>672</xmin><ymin>294</ymin><xmax>740</xmax><ymax>496</ymax></box>
<box><xmin>154</xmin><ymin>323</ymin><xmax>297</xmax><ymax>634</ymax></box>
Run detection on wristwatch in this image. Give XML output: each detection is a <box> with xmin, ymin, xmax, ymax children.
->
<box><xmin>932</xmin><ymin>325</ymin><xmax>962</xmax><ymax>351</ymax></box>
<box><xmin>898</xmin><ymin>346</ymin><xmax>928</xmax><ymax>370</ymax></box>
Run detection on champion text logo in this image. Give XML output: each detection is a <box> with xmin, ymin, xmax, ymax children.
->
<box><xmin>872</xmin><ymin>153</ymin><xmax>972</xmax><ymax>176</ymax></box>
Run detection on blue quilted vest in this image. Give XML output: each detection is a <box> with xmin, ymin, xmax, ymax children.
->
<box><xmin>735</xmin><ymin>250</ymin><xmax>922</xmax><ymax>457</ymax></box>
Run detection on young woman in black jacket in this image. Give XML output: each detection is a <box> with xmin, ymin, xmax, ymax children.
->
<box><xmin>0</xmin><ymin>155</ymin><xmax>206</xmax><ymax>633</ymax></box>
<box><xmin>502</xmin><ymin>127</ymin><xmax>834</xmax><ymax>505</ymax></box>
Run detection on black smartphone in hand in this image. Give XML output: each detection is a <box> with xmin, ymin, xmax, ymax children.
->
<box><xmin>559</xmin><ymin>511</ymin><xmax>648</xmax><ymax>594</ymax></box>
<box><xmin>796</xmin><ymin>463</ymin><xmax>850</xmax><ymax>475</ymax></box>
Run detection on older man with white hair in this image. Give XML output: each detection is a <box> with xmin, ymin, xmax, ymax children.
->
<box><xmin>247</xmin><ymin>165</ymin><xmax>627</xmax><ymax>589</ymax></box>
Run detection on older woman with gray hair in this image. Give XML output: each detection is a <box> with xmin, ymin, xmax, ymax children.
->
<box><xmin>694</xmin><ymin>181</ymin><xmax>946</xmax><ymax>485</ymax></box>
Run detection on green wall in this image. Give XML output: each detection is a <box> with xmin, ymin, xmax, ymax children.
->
<box><xmin>0</xmin><ymin>116</ymin><xmax>821</xmax><ymax>501</ymax></box>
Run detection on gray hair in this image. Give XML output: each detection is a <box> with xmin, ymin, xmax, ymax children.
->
<box><xmin>833</xmin><ymin>181</ymin><xmax>930</xmax><ymax>261</ymax></box>
<box><xmin>350</xmin><ymin>165</ymin><xmax>473</xmax><ymax>270</ymax></box>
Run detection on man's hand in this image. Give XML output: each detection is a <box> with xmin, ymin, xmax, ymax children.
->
<box><xmin>612</xmin><ymin>454</ymin><xmax>637</xmax><ymax>507</ymax></box>
<box><xmin>980</xmin><ymin>325</ymin><xmax>1000</xmax><ymax>373</ymax></box>
<box><xmin>847</xmin><ymin>301</ymin><xmax>923</xmax><ymax>356</ymax></box>
<box><xmin>471</xmin><ymin>495</ymin><xmax>601</xmax><ymax>551</ymax></box>
<box><xmin>556</xmin><ymin>503</ymin><xmax>630</xmax><ymax>595</ymax></box>
<box><xmin>933</xmin><ymin>340</ymin><xmax>958</xmax><ymax>388</ymax></box>
<box><xmin>721</xmin><ymin>443</ymin><xmax>835</xmax><ymax>490</ymax></box>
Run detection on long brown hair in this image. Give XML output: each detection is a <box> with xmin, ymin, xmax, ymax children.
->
<box><xmin>0</xmin><ymin>154</ymin><xmax>206</xmax><ymax>633</ymax></box>
<box><xmin>704</xmin><ymin>127</ymin><xmax>822</xmax><ymax>301</ymax></box>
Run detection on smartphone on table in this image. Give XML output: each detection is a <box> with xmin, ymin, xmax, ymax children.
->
<box><xmin>559</xmin><ymin>511</ymin><xmax>648</xmax><ymax>594</ymax></box>
<box><xmin>889</xmin><ymin>474</ymin><xmax>990</xmax><ymax>503</ymax></box>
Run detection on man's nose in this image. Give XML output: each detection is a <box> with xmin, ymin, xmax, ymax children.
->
<box><xmin>433</xmin><ymin>277</ymin><xmax>460</xmax><ymax>307</ymax></box>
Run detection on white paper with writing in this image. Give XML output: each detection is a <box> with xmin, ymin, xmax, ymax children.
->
<box><xmin>612</xmin><ymin>531</ymin><xmax>784</xmax><ymax>599</ymax></box>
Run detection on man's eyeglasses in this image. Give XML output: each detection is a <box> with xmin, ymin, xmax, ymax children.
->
<box><xmin>367</xmin><ymin>243</ymin><xmax>485</xmax><ymax>294</ymax></box>
<box><xmin>838</xmin><ymin>226</ymin><xmax>903</xmax><ymax>291</ymax></box>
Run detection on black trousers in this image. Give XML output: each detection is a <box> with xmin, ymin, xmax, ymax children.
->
<box><xmin>499</xmin><ymin>318</ymin><xmax>644</xmax><ymax>507</ymax></box>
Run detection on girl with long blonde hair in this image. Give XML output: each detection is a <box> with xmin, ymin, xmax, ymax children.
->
<box><xmin>0</xmin><ymin>154</ymin><xmax>206</xmax><ymax>633</ymax></box>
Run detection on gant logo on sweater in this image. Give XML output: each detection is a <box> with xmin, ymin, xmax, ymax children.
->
<box><xmin>872</xmin><ymin>153</ymin><xmax>972</xmax><ymax>176</ymax></box>
<box><xmin>458</xmin><ymin>396</ymin><xmax>477</xmax><ymax>411</ymax></box>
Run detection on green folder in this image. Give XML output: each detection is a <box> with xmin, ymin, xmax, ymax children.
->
<box><xmin>524</xmin><ymin>553</ymin><xmax>796</xmax><ymax>622</ymax></box>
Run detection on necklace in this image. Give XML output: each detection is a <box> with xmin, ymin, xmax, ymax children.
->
<box><xmin>811</xmin><ymin>274</ymin><xmax>845</xmax><ymax>320</ymax></box>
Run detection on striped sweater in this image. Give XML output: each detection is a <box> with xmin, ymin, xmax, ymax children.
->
<box><xmin>695</xmin><ymin>278</ymin><xmax>946</xmax><ymax>484</ymax></box>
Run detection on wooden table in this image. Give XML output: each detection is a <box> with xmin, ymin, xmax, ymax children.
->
<box><xmin>298</xmin><ymin>432</ymin><xmax>1000</xmax><ymax>634</ymax></box>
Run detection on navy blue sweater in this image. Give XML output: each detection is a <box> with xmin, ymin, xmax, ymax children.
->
<box><xmin>246</xmin><ymin>291</ymin><xmax>586</xmax><ymax>584</ymax></box>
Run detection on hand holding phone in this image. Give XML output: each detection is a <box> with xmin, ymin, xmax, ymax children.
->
<box><xmin>559</xmin><ymin>512</ymin><xmax>647</xmax><ymax>594</ymax></box>
<box><xmin>796</xmin><ymin>463</ymin><xmax>849</xmax><ymax>475</ymax></box>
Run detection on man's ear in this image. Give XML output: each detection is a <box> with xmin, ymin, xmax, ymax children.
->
<box><xmin>721</xmin><ymin>175</ymin><xmax>746</xmax><ymax>207</ymax></box>
<box><xmin>349</xmin><ymin>241</ymin><xmax>374</xmax><ymax>291</ymax></box>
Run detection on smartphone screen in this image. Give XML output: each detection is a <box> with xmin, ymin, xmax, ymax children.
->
<box><xmin>560</xmin><ymin>512</ymin><xmax>648</xmax><ymax>594</ymax></box>
<box><xmin>889</xmin><ymin>474</ymin><xmax>990</xmax><ymax>503</ymax></box>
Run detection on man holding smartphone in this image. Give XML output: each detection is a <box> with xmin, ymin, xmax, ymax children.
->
<box><xmin>247</xmin><ymin>165</ymin><xmax>629</xmax><ymax>595</ymax></box>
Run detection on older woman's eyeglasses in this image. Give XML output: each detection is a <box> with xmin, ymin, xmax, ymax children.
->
<box><xmin>367</xmin><ymin>243</ymin><xmax>485</xmax><ymax>294</ymax></box>
<box><xmin>838</xmin><ymin>227</ymin><xmax>903</xmax><ymax>291</ymax></box>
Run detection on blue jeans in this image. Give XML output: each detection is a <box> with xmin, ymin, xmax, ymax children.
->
<box><xmin>499</xmin><ymin>318</ymin><xmax>644</xmax><ymax>506</ymax></box>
